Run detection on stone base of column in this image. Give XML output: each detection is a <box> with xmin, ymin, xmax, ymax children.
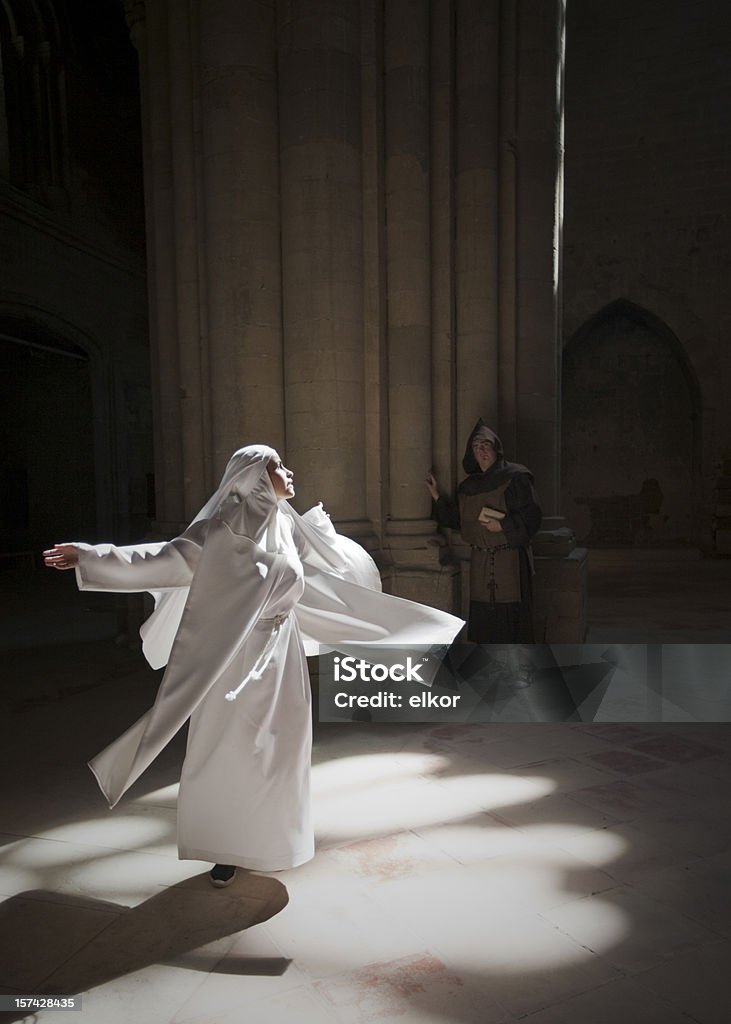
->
<box><xmin>381</xmin><ymin>519</ymin><xmax>462</xmax><ymax>615</ymax></box>
<box><xmin>383</xmin><ymin>518</ymin><xmax>447</xmax><ymax>566</ymax></box>
<box><xmin>532</xmin><ymin>517</ymin><xmax>588</xmax><ymax>642</ymax></box>
<box><xmin>381</xmin><ymin>564</ymin><xmax>462</xmax><ymax>616</ymax></box>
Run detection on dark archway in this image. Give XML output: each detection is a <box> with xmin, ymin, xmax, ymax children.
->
<box><xmin>561</xmin><ymin>300</ymin><xmax>702</xmax><ymax>547</ymax></box>
<box><xmin>0</xmin><ymin>318</ymin><xmax>97</xmax><ymax>556</ymax></box>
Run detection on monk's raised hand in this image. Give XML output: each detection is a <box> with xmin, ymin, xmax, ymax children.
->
<box><xmin>425</xmin><ymin>473</ymin><xmax>440</xmax><ymax>501</ymax></box>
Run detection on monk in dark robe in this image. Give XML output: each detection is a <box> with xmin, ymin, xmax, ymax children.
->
<box><xmin>427</xmin><ymin>420</ymin><xmax>542</xmax><ymax>643</ymax></box>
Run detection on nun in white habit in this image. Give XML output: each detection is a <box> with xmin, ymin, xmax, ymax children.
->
<box><xmin>44</xmin><ymin>445</ymin><xmax>463</xmax><ymax>885</ymax></box>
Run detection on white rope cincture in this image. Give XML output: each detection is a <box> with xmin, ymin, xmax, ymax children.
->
<box><xmin>225</xmin><ymin>613</ymin><xmax>288</xmax><ymax>701</ymax></box>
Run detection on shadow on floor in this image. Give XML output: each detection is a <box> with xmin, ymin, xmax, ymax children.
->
<box><xmin>0</xmin><ymin>872</ymin><xmax>289</xmax><ymax>1022</ymax></box>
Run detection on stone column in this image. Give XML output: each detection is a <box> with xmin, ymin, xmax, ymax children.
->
<box><xmin>430</xmin><ymin>0</ymin><xmax>456</xmax><ymax>492</ymax></box>
<box><xmin>382</xmin><ymin>0</ymin><xmax>452</xmax><ymax>606</ymax></box>
<box><xmin>454</xmin><ymin>0</ymin><xmax>501</xmax><ymax>453</ymax></box>
<box><xmin>444</xmin><ymin>0</ymin><xmax>502</xmax><ymax>618</ymax></box>
<box><xmin>277</xmin><ymin>0</ymin><xmax>368</xmax><ymax>531</ymax></box>
<box><xmin>513</xmin><ymin>0</ymin><xmax>562</xmax><ymax>511</ymax></box>
<box><xmin>113</xmin><ymin>0</ymin><xmax>177</xmax><ymax>654</ymax></box>
<box><xmin>426</xmin><ymin>0</ymin><xmax>461</xmax><ymax>611</ymax></box>
<box><xmin>198</xmin><ymin>0</ymin><xmax>285</xmax><ymax>474</ymax></box>
<box><xmin>497</xmin><ymin>0</ymin><xmax>518</xmax><ymax>456</ymax></box>
<box><xmin>128</xmin><ymin>0</ymin><xmax>184</xmax><ymax>529</ymax></box>
<box><xmin>361</xmin><ymin>0</ymin><xmax>387</xmax><ymax>541</ymax></box>
<box><xmin>127</xmin><ymin>0</ymin><xmax>286</xmax><ymax>523</ymax></box>
<box><xmin>512</xmin><ymin>0</ymin><xmax>586</xmax><ymax>640</ymax></box>
<box><xmin>167</xmin><ymin>3</ymin><xmax>209</xmax><ymax>518</ymax></box>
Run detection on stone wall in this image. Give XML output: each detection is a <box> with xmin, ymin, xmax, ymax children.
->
<box><xmin>0</xmin><ymin>0</ymin><xmax>150</xmax><ymax>551</ymax></box>
<box><xmin>123</xmin><ymin>0</ymin><xmax>578</xmax><ymax>631</ymax></box>
<box><xmin>3</xmin><ymin>1</ymin><xmax>586</xmax><ymax>637</ymax></box>
<box><xmin>563</xmin><ymin>0</ymin><xmax>731</xmax><ymax>550</ymax></box>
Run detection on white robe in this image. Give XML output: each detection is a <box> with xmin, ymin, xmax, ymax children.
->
<box><xmin>76</xmin><ymin>501</ymin><xmax>463</xmax><ymax>870</ymax></box>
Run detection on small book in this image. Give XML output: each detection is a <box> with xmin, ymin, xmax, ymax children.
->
<box><xmin>478</xmin><ymin>505</ymin><xmax>506</xmax><ymax>523</ymax></box>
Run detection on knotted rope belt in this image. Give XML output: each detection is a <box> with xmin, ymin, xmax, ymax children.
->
<box><xmin>471</xmin><ymin>542</ymin><xmax>511</xmax><ymax>603</ymax></box>
<box><xmin>224</xmin><ymin>612</ymin><xmax>289</xmax><ymax>702</ymax></box>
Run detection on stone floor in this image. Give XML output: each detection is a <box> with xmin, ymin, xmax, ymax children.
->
<box><xmin>1</xmin><ymin>559</ymin><xmax>730</xmax><ymax>1023</ymax></box>
<box><xmin>584</xmin><ymin>548</ymin><xmax>731</xmax><ymax>642</ymax></box>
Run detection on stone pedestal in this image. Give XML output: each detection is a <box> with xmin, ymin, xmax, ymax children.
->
<box><xmin>381</xmin><ymin>520</ymin><xmax>460</xmax><ymax>614</ymax></box>
<box><xmin>382</xmin><ymin>543</ymin><xmax>461</xmax><ymax>618</ymax></box>
<box><xmin>381</xmin><ymin>566</ymin><xmax>462</xmax><ymax>617</ymax></box>
<box><xmin>532</xmin><ymin>516</ymin><xmax>588</xmax><ymax>642</ymax></box>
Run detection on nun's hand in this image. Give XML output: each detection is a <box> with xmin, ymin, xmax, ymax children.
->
<box><xmin>482</xmin><ymin>518</ymin><xmax>503</xmax><ymax>533</ymax></box>
<box><xmin>425</xmin><ymin>473</ymin><xmax>440</xmax><ymax>501</ymax></box>
<box><xmin>43</xmin><ymin>544</ymin><xmax>80</xmax><ymax>570</ymax></box>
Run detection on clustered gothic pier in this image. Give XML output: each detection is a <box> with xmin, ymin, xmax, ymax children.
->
<box><xmin>122</xmin><ymin>0</ymin><xmax>584</xmax><ymax>639</ymax></box>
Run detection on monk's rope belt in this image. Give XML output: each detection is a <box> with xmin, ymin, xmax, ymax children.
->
<box><xmin>225</xmin><ymin>612</ymin><xmax>289</xmax><ymax>702</ymax></box>
<box><xmin>470</xmin><ymin>542</ymin><xmax>511</xmax><ymax>603</ymax></box>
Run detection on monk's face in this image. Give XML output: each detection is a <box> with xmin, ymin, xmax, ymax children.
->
<box><xmin>267</xmin><ymin>454</ymin><xmax>295</xmax><ymax>499</ymax></box>
<box><xmin>471</xmin><ymin>438</ymin><xmax>497</xmax><ymax>473</ymax></box>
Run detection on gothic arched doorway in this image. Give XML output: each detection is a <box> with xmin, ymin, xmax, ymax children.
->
<box><xmin>561</xmin><ymin>301</ymin><xmax>701</xmax><ymax>547</ymax></box>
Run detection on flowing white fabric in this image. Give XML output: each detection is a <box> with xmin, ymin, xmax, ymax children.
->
<box><xmin>140</xmin><ymin>444</ymin><xmax>283</xmax><ymax>670</ymax></box>
<box><xmin>78</xmin><ymin>445</ymin><xmax>464</xmax><ymax>869</ymax></box>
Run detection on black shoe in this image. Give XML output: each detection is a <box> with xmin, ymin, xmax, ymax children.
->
<box><xmin>209</xmin><ymin>863</ymin><xmax>237</xmax><ymax>888</ymax></box>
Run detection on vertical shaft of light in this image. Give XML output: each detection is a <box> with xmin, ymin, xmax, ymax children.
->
<box><xmin>514</xmin><ymin>0</ymin><xmax>564</xmax><ymax>513</ymax></box>
<box><xmin>553</xmin><ymin>0</ymin><xmax>566</xmax><ymax>509</ymax></box>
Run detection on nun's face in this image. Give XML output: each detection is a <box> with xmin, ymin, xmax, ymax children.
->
<box><xmin>267</xmin><ymin>454</ymin><xmax>295</xmax><ymax>499</ymax></box>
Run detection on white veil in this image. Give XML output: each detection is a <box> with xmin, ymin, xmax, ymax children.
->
<box><xmin>140</xmin><ymin>444</ymin><xmax>284</xmax><ymax>668</ymax></box>
<box><xmin>192</xmin><ymin>445</ymin><xmax>277</xmax><ymax>530</ymax></box>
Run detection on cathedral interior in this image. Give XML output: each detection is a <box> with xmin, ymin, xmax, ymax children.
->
<box><xmin>1</xmin><ymin>1</ymin><xmax>730</xmax><ymax>1022</ymax></box>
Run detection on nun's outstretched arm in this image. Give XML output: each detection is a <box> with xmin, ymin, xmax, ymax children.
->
<box><xmin>69</xmin><ymin>522</ymin><xmax>209</xmax><ymax>594</ymax></box>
